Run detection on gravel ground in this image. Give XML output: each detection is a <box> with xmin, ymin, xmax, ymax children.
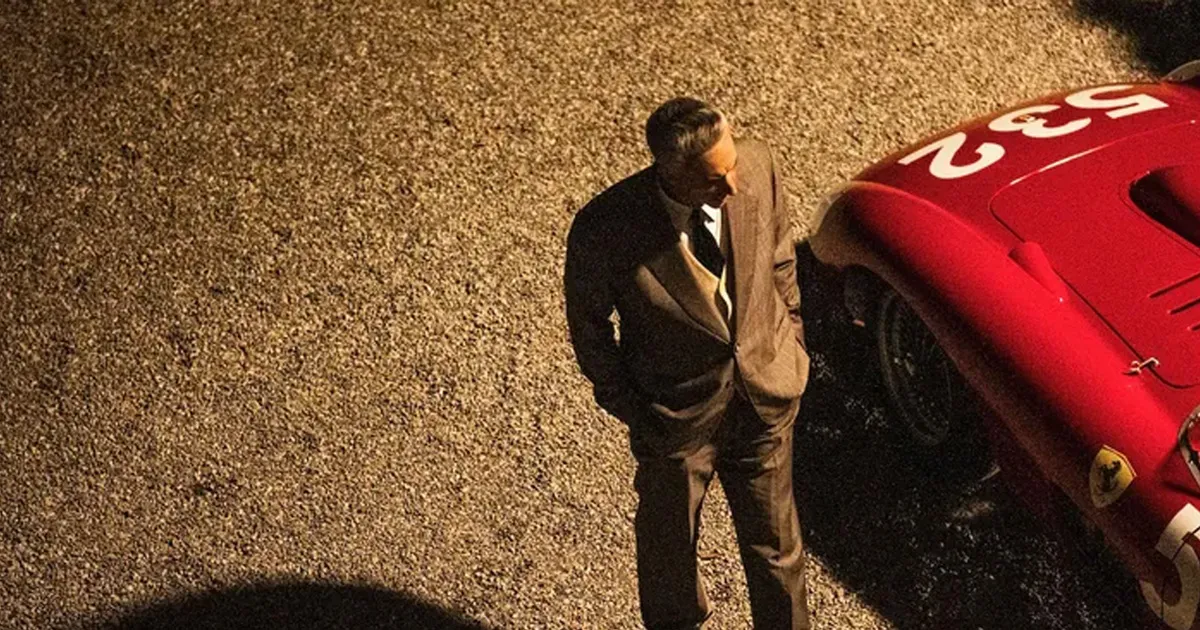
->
<box><xmin>0</xmin><ymin>1</ymin><xmax>1192</xmax><ymax>628</ymax></box>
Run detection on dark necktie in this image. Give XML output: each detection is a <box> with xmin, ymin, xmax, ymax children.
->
<box><xmin>691</xmin><ymin>208</ymin><xmax>724</xmax><ymax>277</ymax></box>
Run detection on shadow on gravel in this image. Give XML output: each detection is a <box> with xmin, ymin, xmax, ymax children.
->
<box><xmin>78</xmin><ymin>580</ymin><xmax>493</xmax><ymax>630</ymax></box>
<box><xmin>792</xmin><ymin>244</ymin><xmax>1144</xmax><ymax>630</ymax></box>
<box><xmin>1076</xmin><ymin>0</ymin><xmax>1200</xmax><ymax>73</ymax></box>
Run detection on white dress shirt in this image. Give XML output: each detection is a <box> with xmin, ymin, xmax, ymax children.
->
<box><xmin>695</xmin><ymin>203</ymin><xmax>723</xmax><ymax>251</ymax></box>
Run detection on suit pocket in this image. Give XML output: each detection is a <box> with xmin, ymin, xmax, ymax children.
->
<box><xmin>751</xmin><ymin>330</ymin><xmax>808</xmax><ymax>404</ymax></box>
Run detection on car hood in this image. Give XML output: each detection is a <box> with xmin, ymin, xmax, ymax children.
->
<box><xmin>991</xmin><ymin>122</ymin><xmax>1200</xmax><ymax>388</ymax></box>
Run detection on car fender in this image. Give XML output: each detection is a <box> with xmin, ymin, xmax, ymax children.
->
<box><xmin>812</xmin><ymin>181</ymin><xmax>1191</xmax><ymax>587</ymax></box>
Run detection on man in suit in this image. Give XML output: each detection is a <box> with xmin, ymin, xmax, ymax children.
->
<box><xmin>564</xmin><ymin>97</ymin><xmax>811</xmax><ymax>629</ymax></box>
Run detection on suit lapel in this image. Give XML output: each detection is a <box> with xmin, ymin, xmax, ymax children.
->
<box><xmin>725</xmin><ymin>185</ymin><xmax>758</xmax><ymax>340</ymax></box>
<box><xmin>645</xmin><ymin>240</ymin><xmax>731</xmax><ymax>344</ymax></box>
<box><xmin>642</xmin><ymin>177</ymin><xmax>732</xmax><ymax>344</ymax></box>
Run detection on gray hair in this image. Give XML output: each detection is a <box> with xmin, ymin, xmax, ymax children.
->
<box><xmin>645</xmin><ymin>97</ymin><xmax>726</xmax><ymax>167</ymax></box>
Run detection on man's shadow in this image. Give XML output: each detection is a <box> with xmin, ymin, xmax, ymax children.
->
<box><xmin>75</xmin><ymin>580</ymin><xmax>493</xmax><ymax>630</ymax></box>
<box><xmin>791</xmin><ymin>244</ymin><xmax>1146</xmax><ymax>629</ymax></box>
<box><xmin>1076</xmin><ymin>0</ymin><xmax>1200</xmax><ymax>73</ymax></box>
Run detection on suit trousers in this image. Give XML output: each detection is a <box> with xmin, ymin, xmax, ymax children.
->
<box><xmin>632</xmin><ymin>391</ymin><xmax>808</xmax><ymax>630</ymax></box>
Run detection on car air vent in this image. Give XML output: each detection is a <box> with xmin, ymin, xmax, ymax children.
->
<box><xmin>1131</xmin><ymin>164</ymin><xmax>1200</xmax><ymax>249</ymax></box>
<box><xmin>1150</xmin><ymin>271</ymin><xmax>1200</xmax><ymax>333</ymax></box>
<box><xmin>1139</xmin><ymin>167</ymin><xmax>1200</xmax><ymax>333</ymax></box>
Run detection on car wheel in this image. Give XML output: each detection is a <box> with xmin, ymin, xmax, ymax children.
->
<box><xmin>876</xmin><ymin>289</ymin><xmax>990</xmax><ymax>474</ymax></box>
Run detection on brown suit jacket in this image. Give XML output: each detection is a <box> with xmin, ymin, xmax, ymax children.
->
<box><xmin>565</xmin><ymin>139</ymin><xmax>809</xmax><ymax>441</ymax></box>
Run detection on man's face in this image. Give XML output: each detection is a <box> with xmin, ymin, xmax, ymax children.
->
<box><xmin>662</xmin><ymin>126</ymin><xmax>739</xmax><ymax>209</ymax></box>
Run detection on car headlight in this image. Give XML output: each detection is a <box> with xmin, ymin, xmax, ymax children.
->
<box><xmin>1175</xmin><ymin>403</ymin><xmax>1200</xmax><ymax>488</ymax></box>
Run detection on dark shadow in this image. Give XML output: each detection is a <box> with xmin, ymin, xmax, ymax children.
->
<box><xmin>1075</xmin><ymin>0</ymin><xmax>1200</xmax><ymax>73</ymax></box>
<box><xmin>72</xmin><ymin>580</ymin><xmax>494</xmax><ymax>630</ymax></box>
<box><xmin>791</xmin><ymin>243</ymin><xmax>1146</xmax><ymax>629</ymax></box>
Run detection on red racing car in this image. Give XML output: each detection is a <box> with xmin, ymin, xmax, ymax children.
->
<box><xmin>811</xmin><ymin>60</ymin><xmax>1200</xmax><ymax>628</ymax></box>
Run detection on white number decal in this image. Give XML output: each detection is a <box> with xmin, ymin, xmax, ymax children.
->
<box><xmin>900</xmin><ymin>85</ymin><xmax>1169</xmax><ymax>179</ymax></box>
<box><xmin>1065</xmin><ymin>85</ymin><xmax>1170</xmax><ymax>120</ymax></box>
<box><xmin>898</xmin><ymin>132</ymin><xmax>1005</xmax><ymax>180</ymax></box>
<box><xmin>1141</xmin><ymin>504</ymin><xmax>1200</xmax><ymax>630</ymax></box>
<box><xmin>987</xmin><ymin>104</ymin><xmax>1092</xmax><ymax>139</ymax></box>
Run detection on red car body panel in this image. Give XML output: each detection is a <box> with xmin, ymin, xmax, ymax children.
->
<box><xmin>811</xmin><ymin>75</ymin><xmax>1200</xmax><ymax>627</ymax></box>
<box><xmin>991</xmin><ymin>124</ymin><xmax>1200</xmax><ymax>387</ymax></box>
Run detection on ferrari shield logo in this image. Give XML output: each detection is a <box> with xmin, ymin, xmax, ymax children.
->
<box><xmin>1090</xmin><ymin>445</ymin><xmax>1136</xmax><ymax>508</ymax></box>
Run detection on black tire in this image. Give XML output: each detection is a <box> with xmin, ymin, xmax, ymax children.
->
<box><xmin>875</xmin><ymin>289</ymin><xmax>992</xmax><ymax>478</ymax></box>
